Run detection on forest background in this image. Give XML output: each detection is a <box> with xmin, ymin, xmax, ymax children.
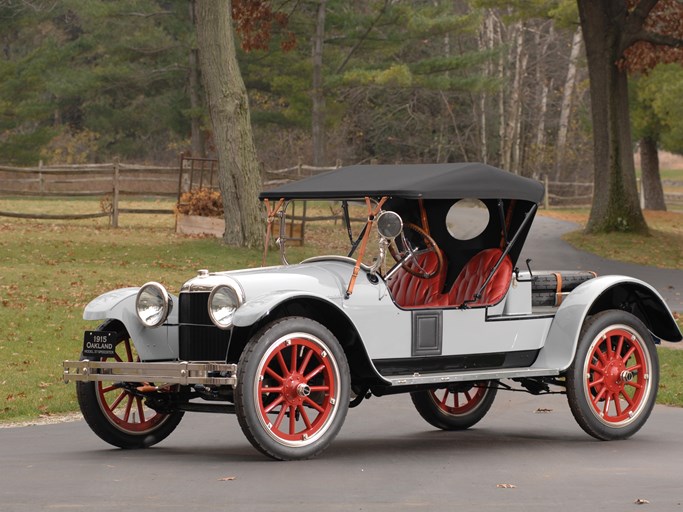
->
<box><xmin>1</xmin><ymin>0</ymin><xmax>682</xmax><ymax>201</ymax></box>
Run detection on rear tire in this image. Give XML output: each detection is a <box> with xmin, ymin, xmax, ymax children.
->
<box><xmin>566</xmin><ymin>310</ymin><xmax>658</xmax><ymax>440</ymax></box>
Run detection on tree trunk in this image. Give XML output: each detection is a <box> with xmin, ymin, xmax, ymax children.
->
<box><xmin>555</xmin><ymin>26</ymin><xmax>582</xmax><ymax>179</ymax></box>
<box><xmin>476</xmin><ymin>9</ymin><xmax>496</xmax><ymax>164</ymax></box>
<box><xmin>495</xmin><ymin>16</ymin><xmax>505</xmax><ymax>168</ymax></box>
<box><xmin>534</xmin><ymin>22</ymin><xmax>553</xmax><ymax>154</ymax></box>
<box><xmin>188</xmin><ymin>1</ymin><xmax>205</xmax><ymax>157</ymax></box>
<box><xmin>578</xmin><ymin>0</ymin><xmax>647</xmax><ymax>234</ymax></box>
<box><xmin>311</xmin><ymin>0</ymin><xmax>326</xmax><ymax>167</ymax></box>
<box><xmin>195</xmin><ymin>0</ymin><xmax>263</xmax><ymax>247</ymax></box>
<box><xmin>506</xmin><ymin>22</ymin><xmax>527</xmax><ymax>174</ymax></box>
<box><xmin>640</xmin><ymin>136</ymin><xmax>666</xmax><ymax>211</ymax></box>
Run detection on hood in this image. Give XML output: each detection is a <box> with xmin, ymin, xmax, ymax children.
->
<box><xmin>180</xmin><ymin>259</ymin><xmax>360</xmax><ymax>304</ymax></box>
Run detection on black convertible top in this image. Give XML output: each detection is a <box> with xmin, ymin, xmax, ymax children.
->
<box><xmin>260</xmin><ymin>163</ymin><xmax>544</xmax><ymax>203</ymax></box>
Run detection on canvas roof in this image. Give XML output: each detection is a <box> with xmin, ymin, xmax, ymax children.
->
<box><xmin>260</xmin><ymin>163</ymin><xmax>545</xmax><ymax>203</ymax></box>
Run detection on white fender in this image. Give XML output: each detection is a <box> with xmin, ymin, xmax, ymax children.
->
<box><xmin>232</xmin><ymin>290</ymin><xmax>343</xmax><ymax>327</ymax></box>
<box><xmin>83</xmin><ymin>288</ymin><xmax>179</xmax><ymax>361</ymax></box>
<box><xmin>533</xmin><ymin>275</ymin><xmax>681</xmax><ymax>372</ymax></box>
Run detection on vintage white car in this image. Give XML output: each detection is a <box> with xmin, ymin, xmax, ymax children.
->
<box><xmin>63</xmin><ymin>163</ymin><xmax>682</xmax><ymax>460</ymax></box>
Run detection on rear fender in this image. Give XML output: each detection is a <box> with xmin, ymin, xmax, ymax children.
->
<box><xmin>533</xmin><ymin>275</ymin><xmax>681</xmax><ymax>372</ymax></box>
<box><xmin>83</xmin><ymin>288</ymin><xmax>179</xmax><ymax>361</ymax></box>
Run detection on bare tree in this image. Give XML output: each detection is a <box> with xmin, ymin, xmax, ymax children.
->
<box><xmin>311</xmin><ymin>0</ymin><xmax>326</xmax><ymax>166</ymax></box>
<box><xmin>555</xmin><ymin>26</ymin><xmax>582</xmax><ymax>177</ymax></box>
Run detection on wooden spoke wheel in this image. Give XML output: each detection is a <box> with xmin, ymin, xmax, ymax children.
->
<box><xmin>76</xmin><ymin>326</ymin><xmax>183</xmax><ymax>449</ymax></box>
<box><xmin>566</xmin><ymin>310</ymin><xmax>658</xmax><ymax>440</ymax></box>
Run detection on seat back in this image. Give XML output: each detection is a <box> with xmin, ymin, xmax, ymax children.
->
<box><xmin>387</xmin><ymin>252</ymin><xmax>447</xmax><ymax>308</ymax></box>
<box><xmin>447</xmin><ymin>248</ymin><xmax>512</xmax><ymax>307</ymax></box>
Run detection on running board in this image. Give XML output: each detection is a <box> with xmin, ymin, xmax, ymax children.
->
<box><xmin>384</xmin><ymin>367</ymin><xmax>560</xmax><ymax>387</ymax></box>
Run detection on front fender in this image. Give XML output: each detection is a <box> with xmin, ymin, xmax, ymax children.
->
<box><xmin>233</xmin><ymin>290</ymin><xmax>343</xmax><ymax>327</ymax></box>
<box><xmin>83</xmin><ymin>288</ymin><xmax>179</xmax><ymax>361</ymax></box>
<box><xmin>533</xmin><ymin>275</ymin><xmax>681</xmax><ymax>372</ymax></box>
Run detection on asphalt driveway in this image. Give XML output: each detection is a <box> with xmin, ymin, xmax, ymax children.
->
<box><xmin>2</xmin><ymin>392</ymin><xmax>683</xmax><ymax>512</ymax></box>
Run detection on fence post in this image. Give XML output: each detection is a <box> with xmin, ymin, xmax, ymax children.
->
<box><xmin>38</xmin><ymin>159</ymin><xmax>44</xmax><ymax>195</ymax></box>
<box><xmin>112</xmin><ymin>159</ymin><xmax>120</xmax><ymax>228</ymax></box>
<box><xmin>297</xmin><ymin>157</ymin><xmax>302</xmax><ymax>177</ymax></box>
<box><xmin>544</xmin><ymin>174</ymin><xmax>549</xmax><ymax>210</ymax></box>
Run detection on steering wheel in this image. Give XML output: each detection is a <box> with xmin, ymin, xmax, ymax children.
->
<box><xmin>389</xmin><ymin>223</ymin><xmax>443</xmax><ymax>279</ymax></box>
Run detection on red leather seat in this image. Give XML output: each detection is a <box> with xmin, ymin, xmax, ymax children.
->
<box><xmin>447</xmin><ymin>248</ymin><xmax>512</xmax><ymax>307</ymax></box>
<box><xmin>387</xmin><ymin>252</ymin><xmax>447</xmax><ymax>308</ymax></box>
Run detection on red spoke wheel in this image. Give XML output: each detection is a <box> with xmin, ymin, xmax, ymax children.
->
<box><xmin>76</xmin><ymin>324</ymin><xmax>183</xmax><ymax>449</ymax></box>
<box><xmin>411</xmin><ymin>382</ymin><xmax>497</xmax><ymax>431</ymax></box>
<box><xmin>235</xmin><ymin>317</ymin><xmax>350</xmax><ymax>460</ymax></box>
<box><xmin>567</xmin><ymin>310</ymin><xmax>658</xmax><ymax>440</ymax></box>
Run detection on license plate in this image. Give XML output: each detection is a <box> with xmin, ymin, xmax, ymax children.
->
<box><xmin>82</xmin><ymin>331</ymin><xmax>118</xmax><ymax>358</ymax></box>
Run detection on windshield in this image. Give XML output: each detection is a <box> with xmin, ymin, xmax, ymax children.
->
<box><xmin>272</xmin><ymin>199</ymin><xmax>381</xmax><ymax>267</ymax></box>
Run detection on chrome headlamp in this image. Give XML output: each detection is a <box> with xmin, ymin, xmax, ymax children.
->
<box><xmin>136</xmin><ymin>282</ymin><xmax>172</xmax><ymax>328</ymax></box>
<box><xmin>208</xmin><ymin>283</ymin><xmax>243</xmax><ymax>330</ymax></box>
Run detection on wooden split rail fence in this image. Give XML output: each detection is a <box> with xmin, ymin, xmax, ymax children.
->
<box><xmin>542</xmin><ymin>176</ymin><xmax>683</xmax><ymax>210</ymax></box>
<box><xmin>1</xmin><ymin>159</ymin><xmax>680</xmax><ymax>229</ymax></box>
<box><xmin>0</xmin><ymin>161</ymin><xmax>179</xmax><ymax>227</ymax></box>
<box><xmin>0</xmin><ymin>157</ymin><xmax>341</xmax><ymax>228</ymax></box>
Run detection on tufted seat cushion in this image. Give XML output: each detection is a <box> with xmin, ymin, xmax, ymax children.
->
<box><xmin>387</xmin><ymin>252</ymin><xmax>447</xmax><ymax>308</ymax></box>
<box><xmin>447</xmin><ymin>248</ymin><xmax>512</xmax><ymax>307</ymax></box>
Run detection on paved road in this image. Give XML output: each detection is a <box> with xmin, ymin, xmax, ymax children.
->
<box><xmin>1</xmin><ymin>214</ymin><xmax>682</xmax><ymax>512</ymax></box>
<box><xmin>2</xmin><ymin>393</ymin><xmax>683</xmax><ymax>512</ymax></box>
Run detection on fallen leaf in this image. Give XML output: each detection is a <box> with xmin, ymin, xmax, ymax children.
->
<box><xmin>497</xmin><ymin>484</ymin><xmax>516</xmax><ymax>489</ymax></box>
<box><xmin>218</xmin><ymin>476</ymin><xmax>236</xmax><ymax>482</ymax></box>
<box><xmin>534</xmin><ymin>408</ymin><xmax>553</xmax><ymax>413</ymax></box>
<box><xmin>634</xmin><ymin>498</ymin><xmax>649</xmax><ymax>505</ymax></box>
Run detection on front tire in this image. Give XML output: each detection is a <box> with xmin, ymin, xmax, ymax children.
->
<box><xmin>76</xmin><ymin>327</ymin><xmax>183</xmax><ymax>449</ymax></box>
<box><xmin>566</xmin><ymin>310</ymin><xmax>659</xmax><ymax>440</ymax></box>
<box><xmin>235</xmin><ymin>317</ymin><xmax>351</xmax><ymax>460</ymax></box>
<box><xmin>411</xmin><ymin>382</ymin><xmax>497</xmax><ymax>430</ymax></box>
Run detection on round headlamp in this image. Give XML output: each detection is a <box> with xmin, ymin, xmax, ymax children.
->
<box><xmin>136</xmin><ymin>282</ymin><xmax>171</xmax><ymax>328</ymax></box>
<box><xmin>208</xmin><ymin>284</ymin><xmax>243</xmax><ymax>329</ymax></box>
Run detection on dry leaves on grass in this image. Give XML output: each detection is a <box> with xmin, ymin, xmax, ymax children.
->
<box><xmin>176</xmin><ymin>189</ymin><xmax>224</xmax><ymax>217</ymax></box>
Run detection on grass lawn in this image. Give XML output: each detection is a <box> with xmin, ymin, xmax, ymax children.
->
<box><xmin>541</xmin><ymin>208</ymin><xmax>683</xmax><ymax>269</ymax></box>
<box><xmin>659</xmin><ymin>348</ymin><xmax>683</xmax><ymax>406</ymax></box>
<box><xmin>1</xmin><ymin>197</ymin><xmax>682</xmax><ymax>425</ymax></box>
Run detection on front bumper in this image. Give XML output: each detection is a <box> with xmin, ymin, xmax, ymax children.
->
<box><xmin>63</xmin><ymin>360</ymin><xmax>237</xmax><ymax>386</ymax></box>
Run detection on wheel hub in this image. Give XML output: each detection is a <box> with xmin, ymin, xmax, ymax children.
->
<box><xmin>603</xmin><ymin>359</ymin><xmax>627</xmax><ymax>393</ymax></box>
<box><xmin>620</xmin><ymin>370</ymin><xmax>634</xmax><ymax>383</ymax></box>
<box><xmin>283</xmin><ymin>372</ymin><xmax>307</xmax><ymax>406</ymax></box>
<box><xmin>296</xmin><ymin>383</ymin><xmax>311</xmax><ymax>398</ymax></box>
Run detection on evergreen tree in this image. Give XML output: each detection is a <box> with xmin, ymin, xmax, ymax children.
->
<box><xmin>0</xmin><ymin>0</ymin><xmax>196</xmax><ymax>164</ymax></box>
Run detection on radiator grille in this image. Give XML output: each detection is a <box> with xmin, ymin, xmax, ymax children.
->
<box><xmin>178</xmin><ymin>292</ymin><xmax>230</xmax><ymax>361</ymax></box>
<box><xmin>179</xmin><ymin>291</ymin><xmax>211</xmax><ymax>325</ymax></box>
